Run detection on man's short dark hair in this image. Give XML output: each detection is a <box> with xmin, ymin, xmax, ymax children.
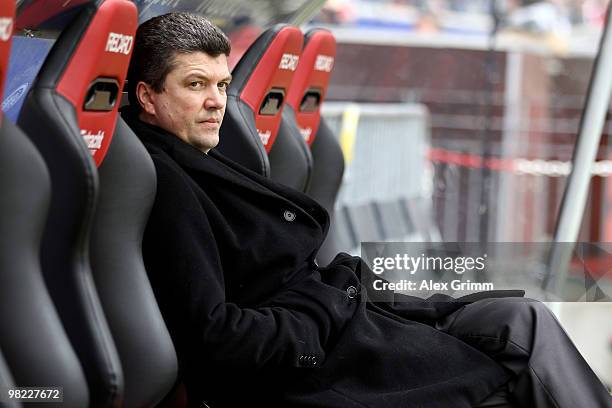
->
<box><xmin>127</xmin><ymin>12</ymin><xmax>231</xmax><ymax>110</ymax></box>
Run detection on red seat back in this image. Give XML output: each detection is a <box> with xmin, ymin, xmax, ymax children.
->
<box><xmin>239</xmin><ymin>25</ymin><xmax>303</xmax><ymax>151</ymax></box>
<box><xmin>217</xmin><ymin>25</ymin><xmax>303</xmax><ymax>176</ymax></box>
<box><xmin>55</xmin><ymin>0</ymin><xmax>136</xmax><ymax>166</ymax></box>
<box><xmin>286</xmin><ymin>29</ymin><xmax>336</xmax><ymax>146</ymax></box>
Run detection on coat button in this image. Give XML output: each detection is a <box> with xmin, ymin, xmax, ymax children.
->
<box><xmin>346</xmin><ymin>285</ymin><xmax>358</xmax><ymax>298</ymax></box>
<box><xmin>283</xmin><ymin>210</ymin><xmax>296</xmax><ymax>222</ymax></box>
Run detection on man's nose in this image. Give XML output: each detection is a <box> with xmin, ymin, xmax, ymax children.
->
<box><xmin>205</xmin><ymin>87</ymin><xmax>226</xmax><ymax>110</ymax></box>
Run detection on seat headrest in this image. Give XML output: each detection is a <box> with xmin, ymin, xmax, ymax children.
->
<box><xmin>285</xmin><ymin>29</ymin><xmax>336</xmax><ymax>146</ymax></box>
<box><xmin>230</xmin><ymin>24</ymin><xmax>303</xmax><ymax>151</ymax></box>
<box><xmin>0</xmin><ymin>0</ymin><xmax>15</xmax><ymax>125</ymax></box>
<box><xmin>33</xmin><ymin>0</ymin><xmax>136</xmax><ymax>166</ymax></box>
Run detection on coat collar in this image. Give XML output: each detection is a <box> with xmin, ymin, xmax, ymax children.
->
<box><xmin>122</xmin><ymin>109</ymin><xmax>255</xmax><ymax>184</ymax></box>
<box><xmin>121</xmin><ymin>109</ymin><xmax>330</xmax><ymax>234</ymax></box>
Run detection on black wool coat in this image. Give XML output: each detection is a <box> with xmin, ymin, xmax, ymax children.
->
<box><xmin>124</xmin><ymin>113</ymin><xmax>511</xmax><ymax>408</ymax></box>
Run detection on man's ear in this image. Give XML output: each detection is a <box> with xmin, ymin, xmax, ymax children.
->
<box><xmin>136</xmin><ymin>81</ymin><xmax>157</xmax><ymax>116</ymax></box>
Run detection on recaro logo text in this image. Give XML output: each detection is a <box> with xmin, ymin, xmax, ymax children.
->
<box><xmin>278</xmin><ymin>53</ymin><xmax>299</xmax><ymax>71</ymax></box>
<box><xmin>105</xmin><ymin>32</ymin><xmax>133</xmax><ymax>55</ymax></box>
<box><xmin>314</xmin><ymin>55</ymin><xmax>334</xmax><ymax>72</ymax></box>
<box><xmin>0</xmin><ymin>17</ymin><xmax>13</xmax><ymax>42</ymax></box>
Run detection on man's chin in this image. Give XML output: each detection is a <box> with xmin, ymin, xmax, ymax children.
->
<box><xmin>192</xmin><ymin>133</ymin><xmax>219</xmax><ymax>153</ymax></box>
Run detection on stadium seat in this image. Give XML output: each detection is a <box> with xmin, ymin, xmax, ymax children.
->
<box><xmin>285</xmin><ymin>28</ymin><xmax>346</xmax><ymax>263</ymax></box>
<box><xmin>374</xmin><ymin>199</ymin><xmax>419</xmax><ymax>241</ymax></box>
<box><xmin>217</xmin><ymin>25</ymin><xmax>313</xmax><ymax>191</ymax></box>
<box><xmin>16</xmin><ymin>0</ymin><xmax>141</xmax><ymax>405</ymax></box>
<box><xmin>345</xmin><ymin>202</ymin><xmax>385</xmax><ymax>244</ymax></box>
<box><xmin>286</xmin><ymin>28</ymin><xmax>343</xmax><ymax>210</ymax></box>
<box><xmin>91</xmin><ymin>106</ymin><xmax>178</xmax><ymax>407</ymax></box>
<box><xmin>0</xmin><ymin>1</ymin><xmax>89</xmax><ymax>406</ymax></box>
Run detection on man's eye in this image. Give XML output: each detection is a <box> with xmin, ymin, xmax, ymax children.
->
<box><xmin>189</xmin><ymin>81</ymin><xmax>203</xmax><ymax>89</ymax></box>
<box><xmin>218</xmin><ymin>82</ymin><xmax>229</xmax><ymax>90</ymax></box>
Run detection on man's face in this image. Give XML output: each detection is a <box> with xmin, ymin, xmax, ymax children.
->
<box><xmin>141</xmin><ymin>51</ymin><xmax>232</xmax><ymax>153</ymax></box>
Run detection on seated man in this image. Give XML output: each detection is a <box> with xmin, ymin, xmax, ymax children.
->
<box><xmin>122</xmin><ymin>12</ymin><xmax>612</xmax><ymax>408</ymax></box>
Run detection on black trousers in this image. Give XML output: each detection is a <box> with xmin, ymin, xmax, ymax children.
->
<box><xmin>437</xmin><ymin>298</ymin><xmax>612</xmax><ymax>408</ymax></box>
